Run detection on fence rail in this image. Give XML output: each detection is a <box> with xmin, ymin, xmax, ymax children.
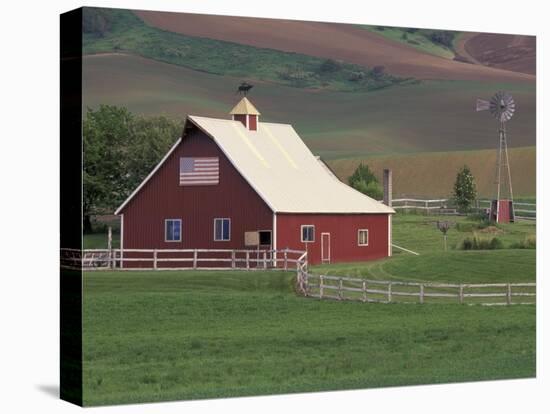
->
<box><xmin>296</xmin><ymin>273</ymin><xmax>535</xmax><ymax>306</ymax></box>
<box><xmin>60</xmin><ymin>248</ymin><xmax>308</xmax><ymax>272</ymax></box>
<box><xmin>391</xmin><ymin>198</ymin><xmax>536</xmax><ymax>220</ymax></box>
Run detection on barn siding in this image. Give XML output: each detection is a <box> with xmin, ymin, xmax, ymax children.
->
<box><xmin>122</xmin><ymin>127</ymin><xmax>273</xmax><ymax>252</ymax></box>
<box><xmin>276</xmin><ymin>213</ymin><xmax>390</xmax><ymax>265</ymax></box>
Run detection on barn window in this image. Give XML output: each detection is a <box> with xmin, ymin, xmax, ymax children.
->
<box><xmin>214</xmin><ymin>218</ymin><xmax>231</xmax><ymax>241</ymax></box>
<box><xmin>301</xmin><ymin>225</ymin><xmax>315</xmax><ymax>243</ymax></box>
<box><xmin>358</xmin><ymin>229</ymin><xmax>369</xmax><ymax>246</ymax></box>
<box><xmin>165</xmin><ymin>219</ymin><xmax>182</xmax><ymax>242</ymax></box>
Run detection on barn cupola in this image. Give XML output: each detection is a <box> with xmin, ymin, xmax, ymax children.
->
<box><xmin>229</xmin><ymin>97</ymin><xmax>260</xmax><ymax>131</ymax></box>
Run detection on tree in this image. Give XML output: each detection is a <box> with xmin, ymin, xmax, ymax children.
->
<box><xmin>452</xmin><ymin>165</ymin><xmax>477</xmax><ymax>213</ymax></box>
<box><xmin>371</xmin><ymin>65</ymin><xmax>386</xmax><ymax>79</ymax></box>
<box><xmin>83</xmin><ymin>105</ymin><xmax>183</xmax><ymax>233</ymax></box>
<box><xmin>319</xmin><ymin>58</ymin><xmax>342</xmax><ymax>73</ymax></box>
<box><xmin>348</xmin><ymin>163</ymin><xmax>383</xmax><ymax>200</ymax></box>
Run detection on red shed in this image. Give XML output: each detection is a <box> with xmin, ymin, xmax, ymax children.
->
<box><xmin>115</xmin><ymin>98</ymin><xmax>395</xmax><ymax>265</ymax></box>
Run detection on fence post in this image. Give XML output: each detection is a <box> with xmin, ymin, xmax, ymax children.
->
<box><xmin>420</xmin><ymin>284</ymin><xmax>424</xmax><ymax>304</ymax></box>
<box><xmin>459</xmin><ymin>284</ymin><xmax>464</xmax><ymax>304</ymax></box>
<box><xmin>153</xmin><ymin>249</ymin><xmax>158</xmax><ymax>270</ymax></box>
<box><xmin>387</xmin><ymin>282</ymin><xmax>392</xmax><ymax>303</ymax></box>
<box><xmin>246</xmin><ymin>251</ymin><xmax>250</xmax><ymax>270</ymax></box>
<box><xmin>263</xmin><ymin>251</ymin><xmax>267</xmax><ymax>269</ymax></box>
<box><xmin>507</xmin><ymin>283</ymin><xmax>512</xmax><ymax>305</ymax></box>
<box><xmin>320</xmin><ymin>275</ymin><xmax>324</xmax><ymax>299</ymax></box>
<box><xmin>338</xmin><ymin>278</ymin><xmax>343</xmax><ymax>300</ymax></box>
<box><xmin>284</xmin><ymin>249</ymin><xmax>288</xmax><ymax>271</ymax></box>
<box><xmin>231</xmin><ymin>250</ymin><xmax>236</xmax><ymax>269</ymax></box>
<box><xmin>107</xmin><ymin>226</ymin><xmax>113</xmax><ymax>269</ymax></box>
<box><xmin>193</xmin><ymin>249</ymin><xmax>197</xmax><ymax>270</ymax></box>
<box><xmin>362</xmin><ymin>280</ymin><xmax>367</xmax><ymax>302</ymax></box>
<box><xmin>425</xmin><ymin>200</ymin><xmax>428</xmax><ymax>216</ymax></box>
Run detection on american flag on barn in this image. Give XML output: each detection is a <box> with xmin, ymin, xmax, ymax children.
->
<box><xmin>179</xmin><ymin>157</ymin><xmax>219</xmax><ymax>185</ymax></box>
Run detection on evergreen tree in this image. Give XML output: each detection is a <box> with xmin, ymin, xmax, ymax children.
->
<box><xmin>348</xmin><ymin>163</ymin><xmax>383</xmax><ymax>200</ymax></box>
<box><xmin>453</xmin><ymin>165</ymin><xmax>477</xmax><ymax>213</ymax></box>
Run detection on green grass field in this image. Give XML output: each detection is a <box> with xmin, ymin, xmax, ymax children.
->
<box><xmin>314</xmin><ymin>214</ymin><xmax>535</xmax><ymax>283</ymax></box>
<box><xmin>82</xmin><ymin>213</ymin><xmax>535</xmax><ymax>406</ymax></box>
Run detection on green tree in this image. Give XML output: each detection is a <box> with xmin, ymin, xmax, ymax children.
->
<box><xmin>452</xmin><ymin>165</ymin><xmax>477</xmax><ymax>213</ymax></box>
<box><xmin>348</xmin><ymin>163</ymin><xmax>383</xmax><ymax>200</ymax></box>
<box><xmin>83</xmin><ymin>105</ymin><xmax>183</xmax><ymax>233</ymax></box>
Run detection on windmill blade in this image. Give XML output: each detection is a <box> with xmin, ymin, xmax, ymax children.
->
<box><xmin>476</xmin><ymin>99</ymin><xmax>490</xmax><ymax>111</ymax></box>
<box><xmin>488</xmin><ymin>91</ymin><xmax>516</xmax><ymax>122</ymax></box>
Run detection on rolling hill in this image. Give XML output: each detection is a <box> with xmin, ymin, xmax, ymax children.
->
<box><xmin>134</xmin><ymin>9</ymin><xmax>534</xmax><ymax>82</ymax></box>
<box><xmin>455</xmin><ymin>32</ymin><xmax>535</xmax><ymax>75</ymax></box>
<box><xmin>83</xmin><ymin>53</ymin><xmax>535</xmax><ymax>159</ymax></box>
<box><xmin>81</xmin><ymin>8</ymin><xmax>536</xmax><ymax>198</ymax></box>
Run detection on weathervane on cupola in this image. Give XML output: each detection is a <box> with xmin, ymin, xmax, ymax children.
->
<box><xmin>236</xmin><ymin>81</ymin><xmax>254</xmax><ymax>96</ymax></box>
<box><xmin>231</xmin><ymin>82</ymin><xmax>260</xmax><ymax>131</ymax></box>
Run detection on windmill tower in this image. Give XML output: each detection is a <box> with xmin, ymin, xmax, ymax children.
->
<box><xmin>476</xmin><ymin>91</ymin><xmax>516</xmax><ymax>223</ymax></box>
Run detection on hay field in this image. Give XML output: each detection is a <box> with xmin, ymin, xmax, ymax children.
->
<box><xmin>328</xmin><ymin>146</ymin><xmax>535</xmax><ymax>198</ymax></box>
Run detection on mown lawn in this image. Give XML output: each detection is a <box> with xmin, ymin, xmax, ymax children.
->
<box><xmin>83</xmin><ymin>269</ymin><xmax>535</xmax><ymax>406</ymax></box>
<box><xmin>312</xmin><ymin>213</ymin><xmax>536</xmax><ymax>284</ymax></box>
<box><xmin>82</xmin><ymin>213</ymin><xmax>535</xmax><ymax>405</ymax></box>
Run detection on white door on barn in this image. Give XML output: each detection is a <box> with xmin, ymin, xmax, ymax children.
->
<box><xmin>321</xmin><ymin>233</ymin><xmax>331</xmax><ymax>263</ymax></box>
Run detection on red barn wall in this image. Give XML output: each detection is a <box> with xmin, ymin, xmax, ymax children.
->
<box><xmin>121</xmin><ymin>127</ymin><xmax>273</xmax><ymax>253</ymax></box>
<box><xmin>276</xmin><ymin>213</ymin><xmax>390</xmax><ymax>265</ymax></box>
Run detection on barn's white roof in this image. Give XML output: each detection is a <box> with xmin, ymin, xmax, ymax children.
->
<box><xmin>187</xmin><ymin>115</ymin><xmax>394</xmax><ymax>214</ymax></box>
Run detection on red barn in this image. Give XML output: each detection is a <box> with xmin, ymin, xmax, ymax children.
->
<box><xmin>115</xmin><ymin>98</ymin><xmax>395</xmax><ymax>265</ymax></box>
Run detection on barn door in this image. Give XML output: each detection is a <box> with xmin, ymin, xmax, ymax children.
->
<box><xmin>321</xmin><ymin>233</ymin><xmax>331</xmax><ymax>263</ymax></box>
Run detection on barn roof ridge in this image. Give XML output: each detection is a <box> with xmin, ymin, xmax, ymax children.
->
<box><xmin>115</xmin><ymin>114</ymin><xmax>394</xmax><ymax>215</ymax></box>
<box><xmin>186</xmin><ymin>115</ymin><xmax>395</xmax><ymax>215</ymax></box>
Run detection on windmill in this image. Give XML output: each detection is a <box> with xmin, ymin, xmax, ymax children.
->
<box><xmin>476</xmin><ymin>91</ymin><xmax>516</xmax><ymax>223</ymax></box>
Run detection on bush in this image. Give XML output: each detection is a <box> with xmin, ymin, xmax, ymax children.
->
<box><xmin>428</xmin><ymin>30</ymin><xmax>455</xmax><ymax>48</ymax></box>
<box><xmin>511</xmin><ymin>235</ymin><xmax>536</xmax><ymax>249</ymax></box>
<box><xmin>458</xmin><ymin>234</ymin><xmax>503</xmax><ymax>250</ymax></box>
<box><xmin>319</xmin><ymin>59</ymin><xmax>342</xmax><ymax>73</ymax></box>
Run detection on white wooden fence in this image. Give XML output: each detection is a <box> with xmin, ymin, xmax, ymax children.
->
<box><xmin>296</xmin><ymin>273</ymin><xmax>535</xmax><ymax>306</ymax></box>
<box><xmin>60</xmin><ymin>248</ymin><xmax>308</xmax><ymax>272</ymax></box>
<box><xmin>392</xmin><ymin>198</ymin><xmax>536</xmax><ymax>220</ymax></box>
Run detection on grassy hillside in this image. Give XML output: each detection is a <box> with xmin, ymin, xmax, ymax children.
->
<box><xmin>362</xmin><ymin>26</ymin><xmax>457</xmax><ymax>59</ymax></box>
<box><xmin>83</xmin><ymin>8</ymin><xmax>405</xmax><ymax>93</ymax></box>
<box><xmin>83</xmin><ymin>54</ymin><xmax>536</xmax><ymax>160</ymax></box>
<box><xmin>328</xmin><ymin>146</ymin><xmax>536</xmax><ymax>198</ymax></box>
<box><xmin>134</xmin><ymin>9</ymin><xmax>534</xmax><ymax>82</ymax></box>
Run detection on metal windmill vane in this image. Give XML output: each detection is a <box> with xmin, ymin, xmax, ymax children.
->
<box><xmin>476</xmin><ymin>91</ymin><xmax>516</xmax><ymax>222</ymax></box>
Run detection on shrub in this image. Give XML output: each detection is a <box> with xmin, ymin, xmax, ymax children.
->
<box><xmin>319</xmin><ymin>59</ymin><xmax>342</xmax><ymax>73</ymax></box>
<box><xmin>458</xmin><ymin>234</ymin><xmax>503</xmax><ymax>250</ymax></box>
<box><xmin>511</xmin><ymin>235</ymin><xmax>536</xmax><ymax>249</ymax></box>
<box><xmin>428</xmin><ymin>30</ymin><xmax>455</xmax><ymax>48</ymax></box>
